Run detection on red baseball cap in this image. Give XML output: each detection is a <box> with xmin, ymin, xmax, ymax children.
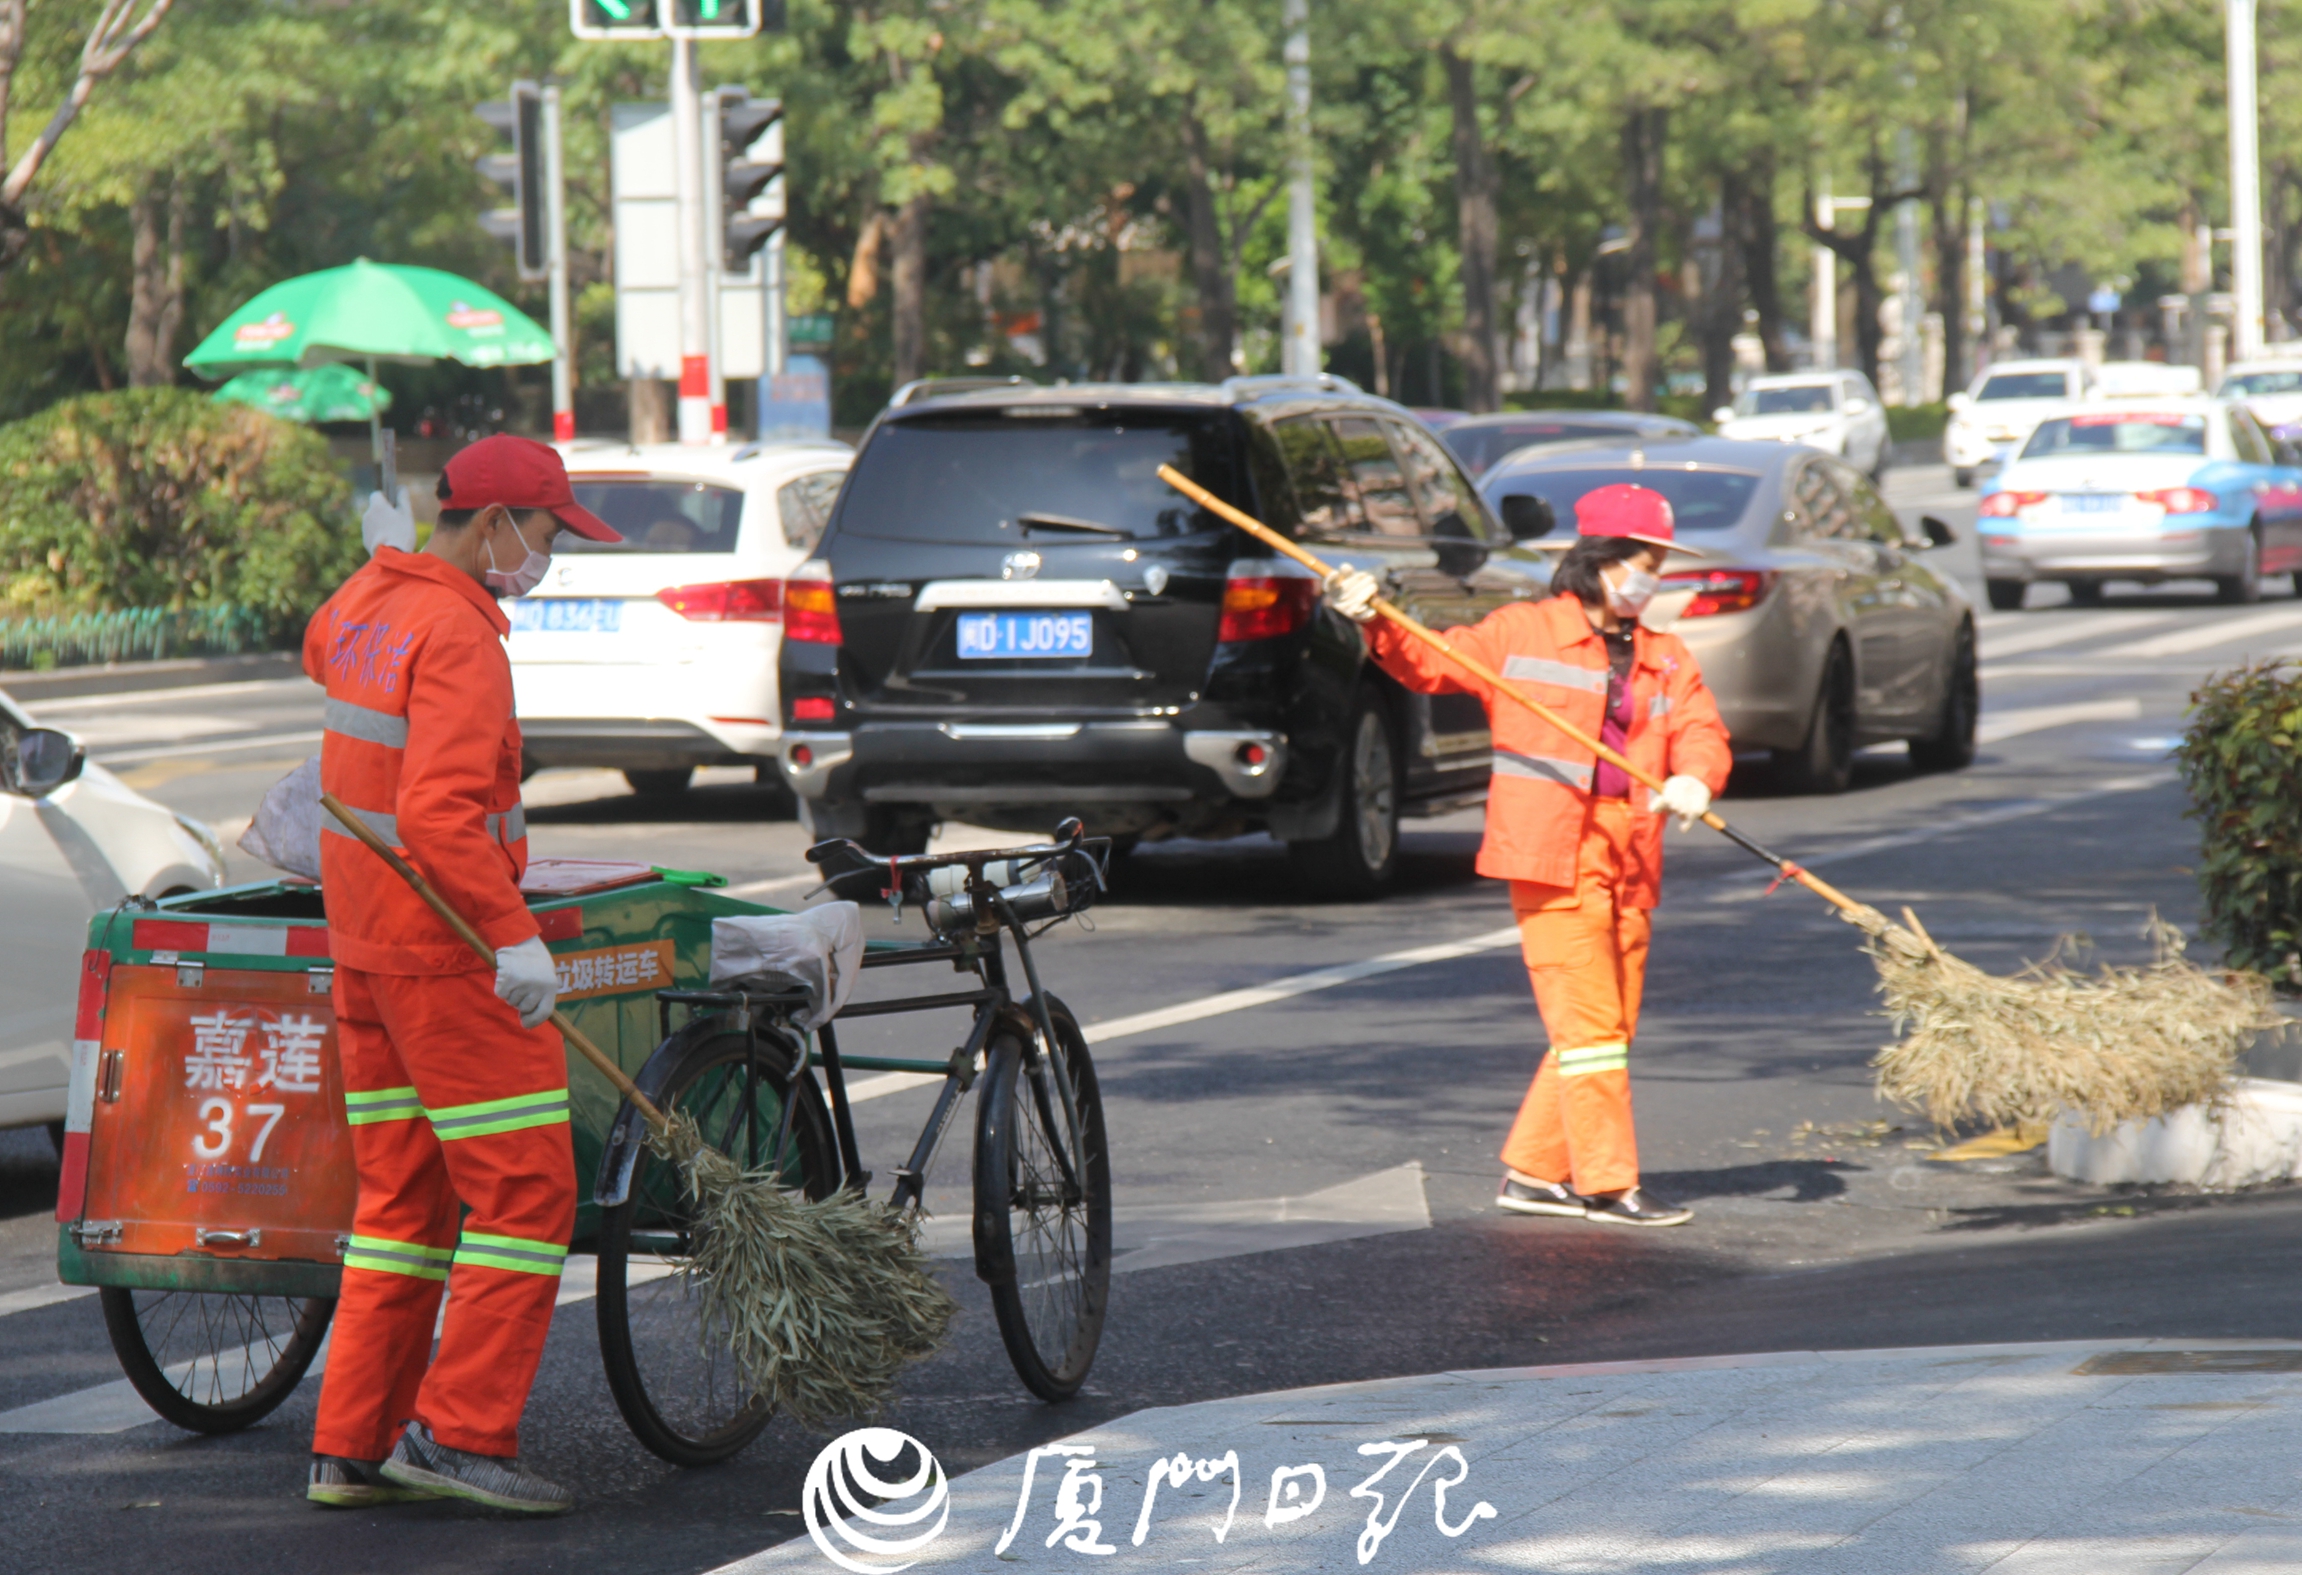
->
<box><xmin>1572</xmin><ymin>482</ymin><xmax>1701</xmax><ymax>556</ymax></box>
<box><xmin>438</xmin><ymin>434</ymin><xmax>620</xmax><ymax>542</ymax></box>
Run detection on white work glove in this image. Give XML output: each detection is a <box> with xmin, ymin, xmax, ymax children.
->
<box><xmin>361</xmin><ymin>489</ymin><xmax>417</xmax><ymax>556</ymax></box>
<box><xmin>493</xmin><ymin>936</ymin><xmax>559</xmax><ymax>1030</ymax></box>
<box><xmin>1324</xmin><ymin>568</ymin><xmax>1380</xmax><ymax>624</ymax></box>
<box><xmin>1647</xmin><ymin>773</ymin><xmax>1712</xmax><ymax>830</ymax></box>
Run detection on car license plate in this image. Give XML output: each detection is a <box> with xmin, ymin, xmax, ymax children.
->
<box><xmin>955</xmin><ymin>611</ymin><xmax>1094</xmax><ymax>659</ymax></box>
<box><xmin>2063</xmin><ymin>493</ymin><xmax>2123</xmax><ymax>513</ymax></box>
<box><xmin>509</xmin><ymin>598</ymin><xmax>622</xmax><ymax>633</ymax></box>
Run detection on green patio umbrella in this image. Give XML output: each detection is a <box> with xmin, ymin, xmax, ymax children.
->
<box><xmin>184</xmin><ymin>258</ymin><xmax>555</xmax><ymax>478</ymax></box>
<box><xmin>211</xmin><ymin>363</ymin><xmax>393</xmax><ymax>423</ymax></box>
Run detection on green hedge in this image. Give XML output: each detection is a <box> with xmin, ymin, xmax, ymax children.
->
<box><xmin>0</xmin><ymin>604</ymin><xmax>271</xmax><ymax>671</ymax></box>
<box><xmin>0</xmin><ymin>389</ymin><xmax>359</xmax><ymax>639</ymax></box>
<box><xmin>2176</xmin><ymin>661</ymin><xmax>2302</xmax><ymax>989</ymax></box>
<box><xmin>1888</xmin><ymin>403</ymin><xmax>1948</xmax><ymax>442</ymax></box>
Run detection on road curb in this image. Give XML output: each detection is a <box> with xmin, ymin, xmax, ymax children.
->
<box><xmin>0</xmin><ymin>651</ymin><xmax>304</xmax><ymax>702</ymax></box>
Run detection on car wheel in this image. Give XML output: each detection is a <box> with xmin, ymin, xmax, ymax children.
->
<box><xmin>2065</xmin><ymin>579</ymin><xmax>2105</xmax><ymax>607</ymax></box>
<box><xmin>2216</xmin><ymin>526</ymin><xmax>2264</xmax><ymax>605</ymax></box>
<box><xmin>1288</xmin><ymin>692</ymin><xmax>1400</xmax><ymax>899</ymax></box>
<box><xmin>1953</xmin><ymin>468</ymin><xmax>1975</xmax><ymax>489</ymax></box>
<box><xmin>624</xmin><ymin>767</ymin><xmax>693</xmax><ymax>797</ymax></box>
<box><xmin>1775</xmin><ymin>643</ymin><xmax>1855</xmax><ymax>795</ymax></box>
<box><xmin>1909</xmin><ymin>622</ymin><xmax>1978</xmax><ymax>773</ymax></box>
<box><xmin>1985</xmin><ymin>579</ymin><xmax>2026</xmax><ymax>612</ymax></box>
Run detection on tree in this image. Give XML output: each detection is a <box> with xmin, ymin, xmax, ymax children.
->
<box><xmin>0</xmin><ymin>0</ymin><xmax>177</xmax><ymax>271</ymax></box>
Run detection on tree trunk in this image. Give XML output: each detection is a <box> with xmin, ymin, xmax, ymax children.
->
<box><xmin>1181</xmin><ymin>114</ymin><xmax>1237</xmax><ymax>381</ymax></box>
<box><xmin>1620</xmin><ymin>107</ymin><xmax>1665</xmax><ymax>411</ymax></box>
<box><xmin>1930</xmin><ymin>178</ymin><xmax>1969</xmax><ymax>399</ymax></box>
<box><xmin>1444</xmin><ymin>47</ymin><xmax>1499</xmax><ymax>412</ymax></box>
<box><xmin>124</xmin><ymin>175</ymin><xmax>185</xmax><ymax>387</ymax></box>
<box><xmin>1698</xmin><ymin>197</ymin><xmax>1744</xmax><ymax>415</ymax></box>
<box><xmin>628</xmin><ymin>377</ymin><xmax>670</xmax><ymax>443</ymax></box>
<box><xmin>1805</xmin><ymin>149</ymin><xmax>1900</xmax><ymax>387</ymax></box>
<box><xmin>1728</xmin><ymin>161</ymin><xmax>1789</xmax><ymax>372</ymax></box>
<box><xmin>890</xmin><ymin>192</ymin><xmax>928</xmax><ymax>386</ymax></box>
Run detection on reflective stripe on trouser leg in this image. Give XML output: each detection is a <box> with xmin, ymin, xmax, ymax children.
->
<box><xmin>454</xmin><ymin>1230</ymin><xmax>568</xmax><ymax>1277</ymax></box>
<box><xmin>1554</xmin><ymin>1042</ymin><xmax>1629</xmax><ymax>1076</ymax></box>
<box><xmin>343</xmin><ymin>1234</ymin><xmax>454</xmax><ymax>1281</ymax></box>
<box><xmin>344</xmin><ymin>1085</ymin><xmax>422</xmax><ymax>1125</ymax></box>
<box><xmin>423</xmin><ymin>1088</ymin><xmax>570</xmax><ymax>1141</ymax></box>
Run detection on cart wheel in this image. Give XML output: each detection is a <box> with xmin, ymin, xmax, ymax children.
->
<box><xmin>597</xmin><ymin>1018</ymin><xmax>841</xmax><ymax>1467</ymax></box>
<box><xmin>975</xmin><ymin>997</ymin><xmax>1111</xmax><ymax>1401</ymax></box>
<box><xmin>99</xmin><ymin>1288</ymin><xmax>333</xmax><ymax>1434</ymax></box>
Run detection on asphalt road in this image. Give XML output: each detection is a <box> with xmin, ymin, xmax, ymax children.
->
<box><xmin>5</xmin><ymin>464</ymin><xmax>2301</xmax><ymax>1574</ymax></box>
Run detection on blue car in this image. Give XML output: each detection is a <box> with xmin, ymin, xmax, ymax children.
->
<box><xmin>1976</xmin><ymin>398</ymin><xmax>2302</xmax><ymax>609</ymax></box>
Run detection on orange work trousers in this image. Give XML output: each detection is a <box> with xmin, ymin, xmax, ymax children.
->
<box><xmin>1501</xmin><ymin>797</ymin><xmax>1651</xmax><ymax>1197</ymax></box>
<box><xmin>311</xmin><ymin>965</ymin><xmax>575</xmax><ymax>1462</ymax></box>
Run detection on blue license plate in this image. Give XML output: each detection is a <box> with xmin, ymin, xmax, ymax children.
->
<box><xmin>509</xmin><ymin>598</ymin><xmax>622</xmax><ymax>633</ymax></box>
<box><xmin>955</xmin><ymin>611</ymin><xmax>1094</xmax><ymax>659</ymax></box>
<box><xmin>2063</xmin><ymin>493</ymin><xmax>2123</xmax><ymax>513</ymax></box>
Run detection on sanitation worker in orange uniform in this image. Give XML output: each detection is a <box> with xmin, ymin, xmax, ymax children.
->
<box><xmin>1325</xmin><ymin>484</ymin><xmax>1732</xmax><ymax>1227</ymax></box>
<box><xmin>303</xmin><ymin>435</ymin><xmax>620</xmax><ymax>1512</ymax></box>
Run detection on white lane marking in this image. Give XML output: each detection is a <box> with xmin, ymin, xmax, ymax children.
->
<box><xmin>96</xmin><ymin>729</ymin><xmax>321</xmax><ymax>765</ymax></box>
<box><xmin>1977</xmin><ymin>612</ymin><xmax>2180</xmax><ymax>659</ymax></box>
<box><xmin>26</xmin><ymin>676</ymin><xmax>319</xmax><ymax>714</ymax></box>
<box><xmin>554</xmin><ymin>1254</ymin><xmax>676</xmax><ymax>1306</ymax></box>
<box><xmin>0</xmin><ymin>1284</ymin><xmax>96</xmax><ymax>1319</ymax></box>
<box><xmin>834</xmin><ymin>771</ymin><xmax>2180</xmax><ymax>1084</ymax></box>
<box><xmin>914</xmin><ymin>1162</ymin><xmax>1430</xmax><ymax>1272</ymax></box>
<box><xmin>1975</xmin><ymin>698</ymin><xmax>2143</xmax><ymax>743</ymax></box>
<box><xmin>2096</xmin><ymin>606</ymin><xmax>2302</xmax><ymax>659</ymax></box>
<box><xmin>0</xmin><ymin>1330</ymin><xmax>331</xmax><ymax>1435</ymax></box>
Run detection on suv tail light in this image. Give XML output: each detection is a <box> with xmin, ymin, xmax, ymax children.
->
<box><xmin>655</xmin><ymin>578</ymin><xmax>783</xmax><ymax>621</ymax></box>
<box><xmin>2136</xmin><ymin>486</ymin><xmax>2217</xmax><ymax>514</ymax></box>
<box><xmin>784</xmin><ymin>560</ymin><xmax>842</xmax><ymax>644</ymax></box>
<box><xmin>791</xmin><ymin>697</ymin><xmax>835</xmax><ymax>722</ymax></box>
<box><xmin>1660</xmin><ymin>568</ymin><xmax>1776</xmax><ymax>617</ymax></box>
<box><xmin>1977</xmin><ymin>490</ymin><xmax>2047</xmax><ymax>517</ymax></box>
<box><xmin>1217</xmin><ymin>573</ymin><xmax>1318</xmax><ymax>642</ymax></box>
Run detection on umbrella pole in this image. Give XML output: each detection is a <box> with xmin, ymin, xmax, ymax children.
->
<box><xmin>366</xmin><ymin>357</ymin><xmax>384</xmax><ymax>495</ymax></box>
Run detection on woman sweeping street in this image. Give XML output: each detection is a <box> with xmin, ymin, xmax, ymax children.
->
<box><xmin>1324</xmin><ymin>483</ymin><xmax>1732</xmax><ymax>1227</ymax></box>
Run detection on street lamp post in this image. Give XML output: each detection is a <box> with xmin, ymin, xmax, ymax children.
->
<box><xmin>1281</xmin><ymin>0</ymin><xmax>1319</xmax><ymax>379</ymax></box>
<box><xmin>2228</xmin><ymin>0</ymin><xmax>2265</xmax><ymax>359</ymax></box>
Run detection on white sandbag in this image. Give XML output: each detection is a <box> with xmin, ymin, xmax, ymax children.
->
<box><xmin>238</xmin><ymin>755</ymin><xmax>324</xmax><ymax>880</ymax></box>
<box><xmin>709</xmin><ymin>902</ymin><xmax>863</xmax><ymax>1030</ymax></box>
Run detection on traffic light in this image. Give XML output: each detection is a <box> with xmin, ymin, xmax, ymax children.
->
<box><xmin>476</xmin><ymin>81</ymin><xmax>547</xmax><ymax>282</ymax></box>
<box><xmin>666</xmin><ymin>0</ymin><xmax>766</xmax><ymax>39</ymax></box>
<box><xmin>569</xmin><ymin>0</ymin><xmax>662</xmax><ymax>38</ymax></box>
<box><xmin>717</xmin><ymin>91</ymin><xmax>784</xmax><ymax>271</ymax></box>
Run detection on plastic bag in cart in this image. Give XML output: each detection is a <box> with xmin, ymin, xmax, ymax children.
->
<box><xmin>709</xmin><ymin>902</ymin><xmax>862</xmax><ymax>1030</ymax></box>
<box><xmin>238</xmin><ymin>754</ymin><xmax>324</xmax><ymax>880</ymax></box>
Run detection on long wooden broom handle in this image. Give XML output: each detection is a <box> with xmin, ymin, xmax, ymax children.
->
<box><xmin>319</xmin><ymin>792</ymin><xmax>669</xmax><ymax>1130</ymax></box>
<box><xmin>1155</xmin><ymin>465</ymin><xmax>1871</xmax><ymax>919</ymax></box>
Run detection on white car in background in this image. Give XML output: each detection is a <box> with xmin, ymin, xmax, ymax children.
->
<box><xmin>1943</xmin><ymin>358</ymin><xmax>2093</xmax><ymax>487</ymax></box>
<box><xmin>2218</xmin><ymin>357</ymin><xmax>2302</xmax><ymax>445</ymax></box>
<box><xmin>0</xmin><ymin>691</ymin><xmax>225</xmax><ymax>1136</ymax></box>
<box><xmin>1713</xmin><ymin>371</ymin><xmax>1891</xmax><ymax>477</ymax></box>
<box><xmin>515</xmin><ymin>439</ymin><xmax>852</xmax><ymax>796</ymax></box>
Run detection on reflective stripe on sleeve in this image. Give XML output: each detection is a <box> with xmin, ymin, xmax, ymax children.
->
<box><xmin>343</xmin><ymin>1085</ymin><xmax>423</xmax><ymax>1125</ymax></box>
<box><xmin>1492</xmin><ymin>748</ymin><xmax>1594</xmax><ymax>791</ymax></box>
<box><xmin>454</xmin><ymin>1230</ymin><xmax>568</xmax><ymax>1277</ymax></box>
<box><xmin>324</xmin><ymin>698</ymin><xmax>410</xmax><ymax>748</ymax></box>
<box><xmin>487</xmin><ymin>804</ymin><xmax>527</xmax><ymax>844</ymax></box>
<box><xmin>1648</xmin><ymin>695</ymin><xmax>1673</xmax><ymax>719</ymax></box>
<box><xmin>1501</xmin><ymin>655</ymin><xmax>1607</xmax><ymax>692</ymax></box>
<box><xmin>424</xmin><ymin>1088</ymin><xmax>570</xmax><ymax>1141</ymax></box>
<box><xmin>343</xmin><ymin>1234</ymin><xmax>453</xmax><ymax>1281</ymax></box>
<box><xmin>320</xmin><ymin>804</ymin><xmax>401</xmax><ymax>847</ymax></box>
<box><xmin>1555</xmin><ymin>1042</ymin><xmax>1629</xmax><ymax>1077</ymax></box>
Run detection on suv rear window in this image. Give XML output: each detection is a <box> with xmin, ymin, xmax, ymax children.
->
<box><xmin>561</xmin><ymin>481</ymin><xmax>744</xmax><ymax>552</ymax></box>
<box><xmin>834</xmin><ymin>412</ymin><xmax>1244</xmax><ymax>543</ymax></box>
<box><xmin>1493</xmin><ymin>468</ymin><xmax>1759</xmax><ymax>533</ymax></box>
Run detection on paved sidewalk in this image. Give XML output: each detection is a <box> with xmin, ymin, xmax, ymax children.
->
<box><xmin>717</xmin><ymin>1339</ymin><xmax>2302</xmax><ymax>1574</ymax></box>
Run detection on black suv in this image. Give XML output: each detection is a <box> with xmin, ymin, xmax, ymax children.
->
<box><xmin>776</xmin><ymin>375</ymin><xmax>1543</xmax><ymax>896</ymax></box>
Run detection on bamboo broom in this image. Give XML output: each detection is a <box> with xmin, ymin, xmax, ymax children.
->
<box><xmin>320</xmin><ymin>792</ymin><xmax>954</xmax><ymax>1427</ymax></box>
<box><xmin>1157</xmin><ymin>465</ymin><xmax>2274</xmax><ymax>1135</ymax></box>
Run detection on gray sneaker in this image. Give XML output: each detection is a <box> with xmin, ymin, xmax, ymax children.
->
<box><xmin>308</xmin><ymin>1453</ymin><xmax>438</xmax><ymax>1508</ymax></box>
<box><xmin>379</xmin><ymin>1420</ymin><xmax>574</xmax><ymax>1515</ymax></box>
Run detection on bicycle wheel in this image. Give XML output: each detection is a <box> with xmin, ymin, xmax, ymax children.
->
<box><xmin>596</xmin><ymin>1018</ymin><xmax>841</xmax><ymax>1467</ymax></box>
<box><xmin>99</xmin><ymin>1288</ymin><xmax>333</xmax><ymax>1434</ymax></box>
<box><xmin>975</xmin><ymin>997</ymin><xmax>1111</xmax><ymax>1401</ymax></box>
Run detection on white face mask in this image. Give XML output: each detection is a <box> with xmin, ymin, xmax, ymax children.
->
<box><xmin>484</xmin><ymin>521</ymin><xmax>551</xmax><ymax>598</ymax></box>
<box><xmin>1604</xmin><ymin>564</ymin><xmax>1660</xmax><ymax>618</ymax></box>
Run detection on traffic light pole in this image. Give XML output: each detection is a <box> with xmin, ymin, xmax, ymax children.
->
<box><xmin>670</xmin><ymin>36</ymin><xmax>714</xmax><ymax>445</ymax></box>
<box><xmin>544</xmin><ymin>85</ymin><xmax>574</xmax><ymax>442</ymax></box>
<box><xmin>760</xmin><ymin>229</ymin><xmax>786</xmax><ymax>440</ymax></box>
<box><xmin>702</xmin><ymin>88</ymin><xmax>728</xmax><ymax>440</ymax></box>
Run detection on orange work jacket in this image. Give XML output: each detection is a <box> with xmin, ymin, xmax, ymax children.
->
<box><xmin>1366</xmin><ymin>593</ymin><xmax>1733</xmax><ymax>906</ymax></box>
<box><xmin>303</xmin><ymin>548</ymin><xmax>536</xmax><ymax>974</ymax></box>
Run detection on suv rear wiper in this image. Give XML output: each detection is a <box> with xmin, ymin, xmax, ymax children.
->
<box><xmin>1016</xmin><ymin>512</ymin><xmax>1131</xmax><ymax>538</ymax></box>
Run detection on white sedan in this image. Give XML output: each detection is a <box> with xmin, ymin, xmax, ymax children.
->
<box><xmin>1714</xmin><ymin>371</ymin><xmax>1891</xmax><ymax>477</ymax></box>
<box><xmin>0</xmin><ymin>690</ymin><xmax>225</xmax><ymax>1136</ymax></box>
<box><xmin>1942</xmin><ymin>358</ymin><xmax>2092</xmax><ymax>486</ymax></box>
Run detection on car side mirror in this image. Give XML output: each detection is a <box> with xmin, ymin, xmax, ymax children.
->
<box><xmin>1498</xmin><ymin>494</ymin><xmax>1557</xmax><ymax>541</ymax></box>
<box><xmin>1845</xmin><ymin>396</ymin><xmax>1872</xmax><ymax>415</ymax></box>
<box><xmin>1947</xmin><ymin>392</ymin><xmax>1974</xmax><ymax>414</ymax></box>
<box><xmin>1915</xmin><ymin>515</ymin><xmax>1956</xmax><ymax>549</ymax></box>
<box><xmin>7</xmin><ymin>728</ymin><xmax>83</xmax><ymax>798</ymax></box>
<box><xmin>1711</xmin><ymin>407</ymin><xmax>1735</xmax><ymax>425</ymax></box>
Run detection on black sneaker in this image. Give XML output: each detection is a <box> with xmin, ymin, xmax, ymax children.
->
<box><xmin>1496</xmin><ymin>1175</ymin><xmax>1589</xmax><ymax>1218</ymax></box>
<box><xmin>379</xmin><ymin>1420</ymin><xmax>574</xmax><ymax>1515</ymax></box>
<box><xmin>1584</xmin><ymin>1187</ymin><xmax>1692</xmax><ymax>1227</ymax></box>
<box><xmin>308</xmin><ymin>1453</ymin><xmax>438</xmax><ymax>1508</ymax></box>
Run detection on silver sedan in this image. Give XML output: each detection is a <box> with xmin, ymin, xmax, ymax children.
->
<box><xmin>1478</xmin><ymin>436</ymin><xmax>1976</xmax><ymax>792</ymax></box>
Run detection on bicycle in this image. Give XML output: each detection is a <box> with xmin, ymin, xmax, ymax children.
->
<box><xmin>589</xmin><ymin>818</ymin><xmax>1116</xmax><ymax>1466</ymax></box>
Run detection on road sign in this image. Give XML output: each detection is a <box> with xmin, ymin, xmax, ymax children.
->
<box><xmin>569</xmin><ymin>0</ymin><xmax>662</xmax><ymax>39</ymax></box>
<box><xmin>613</xmin><ymin>102</ymin><xmax>771</xmax><ymax>380</ymax></box>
